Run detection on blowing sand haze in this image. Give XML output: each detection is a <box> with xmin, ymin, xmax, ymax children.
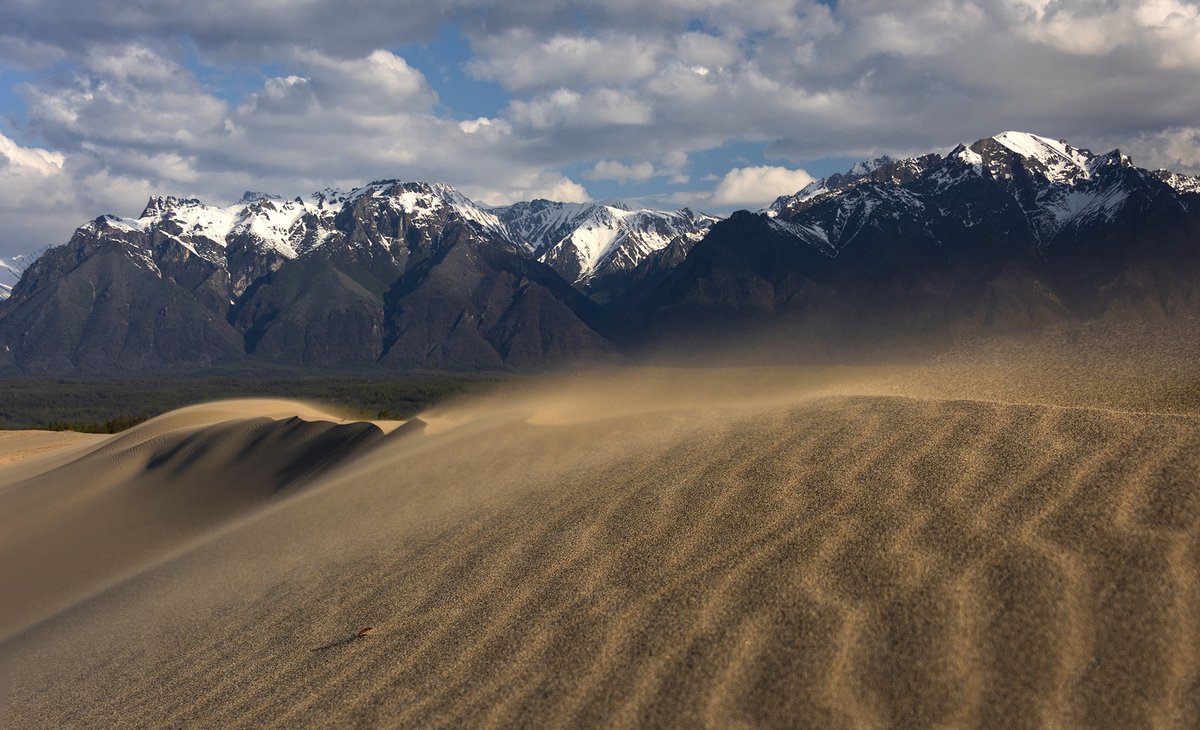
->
<box><xmin>4</xmin><ymin>0</ymin><xmax>1200</xmax><ymax>726</ymax></box>
<box><xmin>3</xmin><ymin>359</ymin><xmax>1200</xmax><ymax>728</ymax></box>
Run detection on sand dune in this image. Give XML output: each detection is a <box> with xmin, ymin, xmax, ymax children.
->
<box><xmin>0</xmin><ymin>431</ymin><xmax>103</xmax><ymax>469</ymax></box>
<box><xmin>0</xmin><ymin>400</ymin><xmax>389</xmax><ymax>641</ymax></box>
<box><xmin>3</xmin><ymin>365</ymin><xmax>1200</xmax><ymax>728</ymax></box>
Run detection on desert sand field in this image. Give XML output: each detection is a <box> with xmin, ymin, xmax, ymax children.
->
<box><xmin>3</xmin><ymin>347</ymin><xmax>1200</xmax><ymax>728</ymax></box>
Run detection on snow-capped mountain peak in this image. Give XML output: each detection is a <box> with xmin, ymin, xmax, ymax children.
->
<box><xmin>760</xmin><ymin>131</ymin><xmax>1188</xmax><ymax>258</ymax></box>
<box><xmin>766</xmin><ymin>153</ymin><xmax>943</xmax><ymax>218</ymax></box>
<box><xmin>239</xmin><ymin>190</ymin><xmax>285</xmax><ymax>204</ymax></box>
<box><xmin>348</xmin><ymin>180</ymin><xmax>519</xmax><ymax>247</ymax></box>
<box><xmin>72</xmin><ymin>181</ymin><xmax>531</xmax><ymax>274</ymax></box>
<box><xmin>228</xmin><ymin>197</ymin><xmax>316</xmax><ymax>258</ymax></box>
<box><xmin>987</xmin><ymin>131</ymin><xmax>1095</xmax><ymax>183</ymax></box>
<box><xmin>493</xmin><ymin>199</ymin><xmax>719</xmax><ymax>283</ymax></box>
<box><xmin>1152</xmin><ymin>169</ymin><xmax>1200</xmax><ymax>194</ymax></box>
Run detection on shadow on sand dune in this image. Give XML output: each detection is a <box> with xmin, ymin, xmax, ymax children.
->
<box><xmin>3</xmin><ymin>348</ymin><xmax>1200</xmax><ymax>728</ymax></box>
<box><xmin>0</xmin><ymin>406</ymin><xmax>389</xmax><ymax>641</ymax></box>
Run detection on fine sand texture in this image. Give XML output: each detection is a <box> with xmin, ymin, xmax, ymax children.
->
<box><xmin>2</xmin><ymin>359</ymin><xmax>1200</xmax><ymax>728</ymax></box>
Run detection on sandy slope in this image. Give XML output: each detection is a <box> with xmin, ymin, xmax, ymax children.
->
<box><xmin>3</xmin><ymin>365</ymin><xmax>1200</xmax><ymax>728</ymax></box>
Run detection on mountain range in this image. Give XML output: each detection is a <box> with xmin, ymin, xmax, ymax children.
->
<box><xmin>2</xmin><ymin>130</ymin><xmax>1199</xmax><ymax>373</ymax></box>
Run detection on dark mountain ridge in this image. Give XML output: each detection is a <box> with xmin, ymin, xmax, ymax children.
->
<box><xmin>628</xmin><ymin>131</ymin><xmax>1200</xmax><ymax>348</ymax></box>
<box><xmin>2</xmin><ymin>131</ymin><xmax>1199</xmax><ymax>373</ymax></box>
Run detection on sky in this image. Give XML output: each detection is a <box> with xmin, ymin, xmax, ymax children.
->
<box><xmin>1</xmin><ymin>0</ymin><xmax>1199</xmax><ymax>258</ymax></box>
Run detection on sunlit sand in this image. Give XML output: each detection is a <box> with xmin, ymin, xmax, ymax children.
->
<box><xmin>4</xmin><ymin>345</ymin><xmax>1200</xmax><ymax>727</ymax></box>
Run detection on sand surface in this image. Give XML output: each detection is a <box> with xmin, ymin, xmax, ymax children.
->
<box><xmin>3</xmin><ymin>356</ymin><xmax>1200</xmax><ymax>728</ymax></box>
<box><xmin>0</xmin><ymin>430</ymin><xmax>104</xmax><ymax>468</ymax></box>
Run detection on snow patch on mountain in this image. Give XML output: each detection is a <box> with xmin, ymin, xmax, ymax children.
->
<box><xmin>0</xmin><ymin>253</ymin><xmax>36</xmax><ymax>300</ymax></box>
<box><xmin>766</xmin><ymin>180</ymin><xmax>831</xmax><ymax>216</ymax></box>
<box><xmin>768</xmin><ymin>218</ymin><xmax>836</xmax><ymax>257</ymax></box>
<box><xmin>496</xmin><ymin>200</ymin><xmax>598</xmax><ymax>248</ymax></box>
<box><xmin>990</xmin><ymin>131</ymin><xmax>1094</xmax><ymax>184</ymax></box>
<box><xmin>1153</xmin><ymin>169</ymin><xmax>1200</xmax><ymax>195</ymax></box>
<box><xmin>351</xmin><ymin>180</ymin><xmax>521</xmax><ymax>249</ymax></box>
<box><xmin>1041</xmin><ymin>183</ymin><xmax>1131</xmax><ymax>228</ymax></box>
<box><xmin>229</xmin><ymin>198</ymin><xmax>313</xmax><ymax>259</ymax></box>
<box><xmin>760</xmin><ymin>131</ymin><xmax>1172</xmax><ymax>253</ymax></box>
<box><xmin>495</xmin><ymin>200</ymin><xmax>718</xmax><ymax>282</ymax></box>
<box><xmin>766</xmin><ymin>153</ymin><xmax>941</xmax><ymax>218</ymax></box>
<box><xmin>73</xmin><ymin>181</ymin><xmax>530</xmax><ymax>274</ymax></box>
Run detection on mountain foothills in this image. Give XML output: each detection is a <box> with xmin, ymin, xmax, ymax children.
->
<box><xmin>2</xmin><ymin>131</ymin><xmax>1200</xmax><ymax>373</ymax></box>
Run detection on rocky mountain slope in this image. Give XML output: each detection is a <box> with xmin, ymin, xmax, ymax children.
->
<box><xmin>493</xmin><ymin>200</ymin><xmax>717</xmax><ymax>284</ymax></box>
<box><xmin>0</xmin><ymin>182</ymin><xmax>612</xmax><ymax>372</ymax></box>
<box><xmin>631</xmin><ymin>131</ymin><xmax>1200</xmax><ymax>345</ymax></box>
<box><xmin>2</xmin><ymin>131</ymin><xmax>1199</xmax><ymax>373</ymax></box>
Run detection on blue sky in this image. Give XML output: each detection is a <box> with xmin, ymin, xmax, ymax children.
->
<box><xmin>1</xmin><ymin>0</ymin><xmax>1199</xmax><ymax>257</ymax></box>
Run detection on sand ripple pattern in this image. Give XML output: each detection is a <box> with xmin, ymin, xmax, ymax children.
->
<box><xmin>4</xmin><ymin>394</ymin><xmax>1200</xmax><ymax>728</ymax></box>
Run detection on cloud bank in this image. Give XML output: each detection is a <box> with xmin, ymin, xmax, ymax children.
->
<box><xmin>0</xmin><ymin>0</ymin><xmax>1198</xmax><ymax>254</ymax></box>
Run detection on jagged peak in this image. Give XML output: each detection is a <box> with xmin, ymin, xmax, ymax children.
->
<box><xmin>767</xmin><ymin>152</ymin><xmax>942</xmax><ymax>217</ymax></box>
<box><xmin>968</xmin><ymin>131</ymin><xmax>1098</xmax><ymax>184</ymax></box>
<box><xmin>139</xmin><ymin>195</ymin><xmax>206</xmax><ymax>219</ymax></box>
<box><xmin>847</xmin><ymin>155</ymin><xmax>899</xmax><ymax>177</ymax></box>
<box><xmin>239</xmin><ymin>190</ymin><xmax>284</xmax><ymax>204</ymax></box>
<box><xmin>989</xmin><ymin>131</ymin><xmax>1091</xmax><ymax>161</ymax></box>
<box><xmin>1087</xmin><ymin>149</ymin><xmax>1134</xmax><ymax>173</ymax></box>
<box><xmin>1152</xmin><ymin>168</ymin><xmax>1200</xmax><ymax>194</ymax></box>
<box><xmin>341</xmin><ymin>179</ymin><xmax>518</xmax><ymax>246</ymax></box>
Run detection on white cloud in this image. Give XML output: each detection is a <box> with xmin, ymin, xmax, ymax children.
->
<box><xmin>508</xmin><ymin>87</ymin><xmax>654</xmax><ymax>129</ymax></box>
<box><xmin>293</xmin><ymin>49</ymin><xmax>434</xmax><ymax>110</ymax></box>
<box><xmin>1122</xmin><ymin>126</ymin><xmax>1200</xmax><ymax>173</ymax></box>
<box><xmin>0</xmin><ymin>45</ymin><xmax>598</xmax><ymax>254</ymax></box>
<box><xmin>1011</xmin><ymin>0</ymin><xmax>1200</xmax><ymax>68</ymax></box>
<box><xmin>23</xmin><ymin>46</ymin><xmax>228</xmax><ymax>149</ymax></box>
<box><xmin>464</xmin><ymin>175</ymin><xmax>591</xmax><ymax>206</ymax></box>
<box><xmin>0</xmin><ymin>132</ymin><xmax>64</xmax><ymax>176</ymax></box>
<box><xmin>710</xmin><ymin>165</ymin><xmax>813</xmax><ymax>206</ymax></box>
<box><xmin>0</xmin><ymin>131</ymin><xmax>99</xmax><ymax>253</ymax></box>
<box><xmin>4</xmin><ymin>0</ymin><xmax>1200</xmax><ymax>254</ymax></box>
<box><xmin>584</xmin><ymin>160</ymin><xmax>656</xmax><ymax>183</ymax></box>
<box><xmin>469</xmin><ymin>30</ymin><xmax>664</xmax><ymax>90</ymax></box>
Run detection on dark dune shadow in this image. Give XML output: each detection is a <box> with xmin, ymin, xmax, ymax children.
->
<box><xmin>0</xmin><ymin>413</ymin><xmax>387</xmax><ymax>640</ymax></box>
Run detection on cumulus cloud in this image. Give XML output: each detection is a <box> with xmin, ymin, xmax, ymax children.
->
<box><xmin>508</xmin><ymin>88</ymin><xmax>654</xmax><ymax>130</ymax></box>
<box><xmin>468</xmin><ymin>30</ymin><xmax>664</xmax><ymax>90</ymax></box>
<box><xmin>0</xmin><ymin>131</ymin><xmax>97</xmax><ymax>251</ymax></box>
<box><xmin>710</xmin><ymin>165</ymin><xmax>814</xmax><ymax>207</ymax></box>
<box><xmin>1122</xmin><ymin>126</ymin><xmax>1200</xmax><ymax>173</ymax></box>
<box><xmin>1012</xmin><ymin>0</ymin><xmax>1200</xmax><ymax>67</ymax></box>
<box><xmin>463</xmin><ymin>175</ymin><xmax>592</xmax><ymax>206</ymax></box>
<box><xmin>0</xmin><ymin>133</ymin><xmax>64</xmax><ymax>177</ymax></box>
<box><xmin>0</xmin><ymin>44</ymin><xmax>597</xmax><ymax>254</ymax></box>
<box><xmin>584</xmin><ymin>160</ymin><xmax>657</xmax><ymax>183</ymax></box>
<box><xmin>3</xmin><ymin>0</ymin><xmax>1200</xmax><ymax>255</ymax></box>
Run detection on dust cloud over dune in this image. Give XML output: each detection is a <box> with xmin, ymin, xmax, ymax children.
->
<box><xmin>3</xmin><ymin>350</ymin><xmax>1200</xmax><ymax>728</ymax></box>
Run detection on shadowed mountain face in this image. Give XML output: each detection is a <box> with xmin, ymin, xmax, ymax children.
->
<box><xmin>2</xmin><ymin>132</ymin><xmax>1199</xmax><ymax>373</ymax></box>
<box><xmin>627</xmin><ymin>133</ymin><xmax>1200</xmax><ymax>347</ymax></box>
<box><xmin>0</xmin><ymin>182</ymin><xmax>614</xmax><ymax>372</ymax></box>
<box><xmin>0</xmin><ymin>241</ymin><xmax>244</xmax><ymax>373</ymax></box>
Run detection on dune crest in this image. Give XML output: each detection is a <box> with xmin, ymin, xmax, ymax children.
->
<box><xmin>0</xmin><ymin>400</ymin><xmax>390</xmax><ymax>641</ymax></box>
<box><xmin>3</xmin><ymin>367</ymin><xmax>1200</xmax><ymax>727</ymax></box>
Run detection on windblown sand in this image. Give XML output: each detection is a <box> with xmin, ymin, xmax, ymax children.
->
<box><xmin>3</xmin><ymin>357</ymin><xmax>1200</xmax><ymax>728</ymax></box>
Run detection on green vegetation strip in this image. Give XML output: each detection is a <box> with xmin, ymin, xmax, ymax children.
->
<box><xmin>0</xmin><ymin>375</ymin><xmax>502</xmax><ymax>433</ymax></box>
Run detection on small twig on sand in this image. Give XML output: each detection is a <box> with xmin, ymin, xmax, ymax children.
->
<box><xmin>311</xmin><ymin>626</ymin><xmax>376</xmax><ymax>652</ymax></box>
